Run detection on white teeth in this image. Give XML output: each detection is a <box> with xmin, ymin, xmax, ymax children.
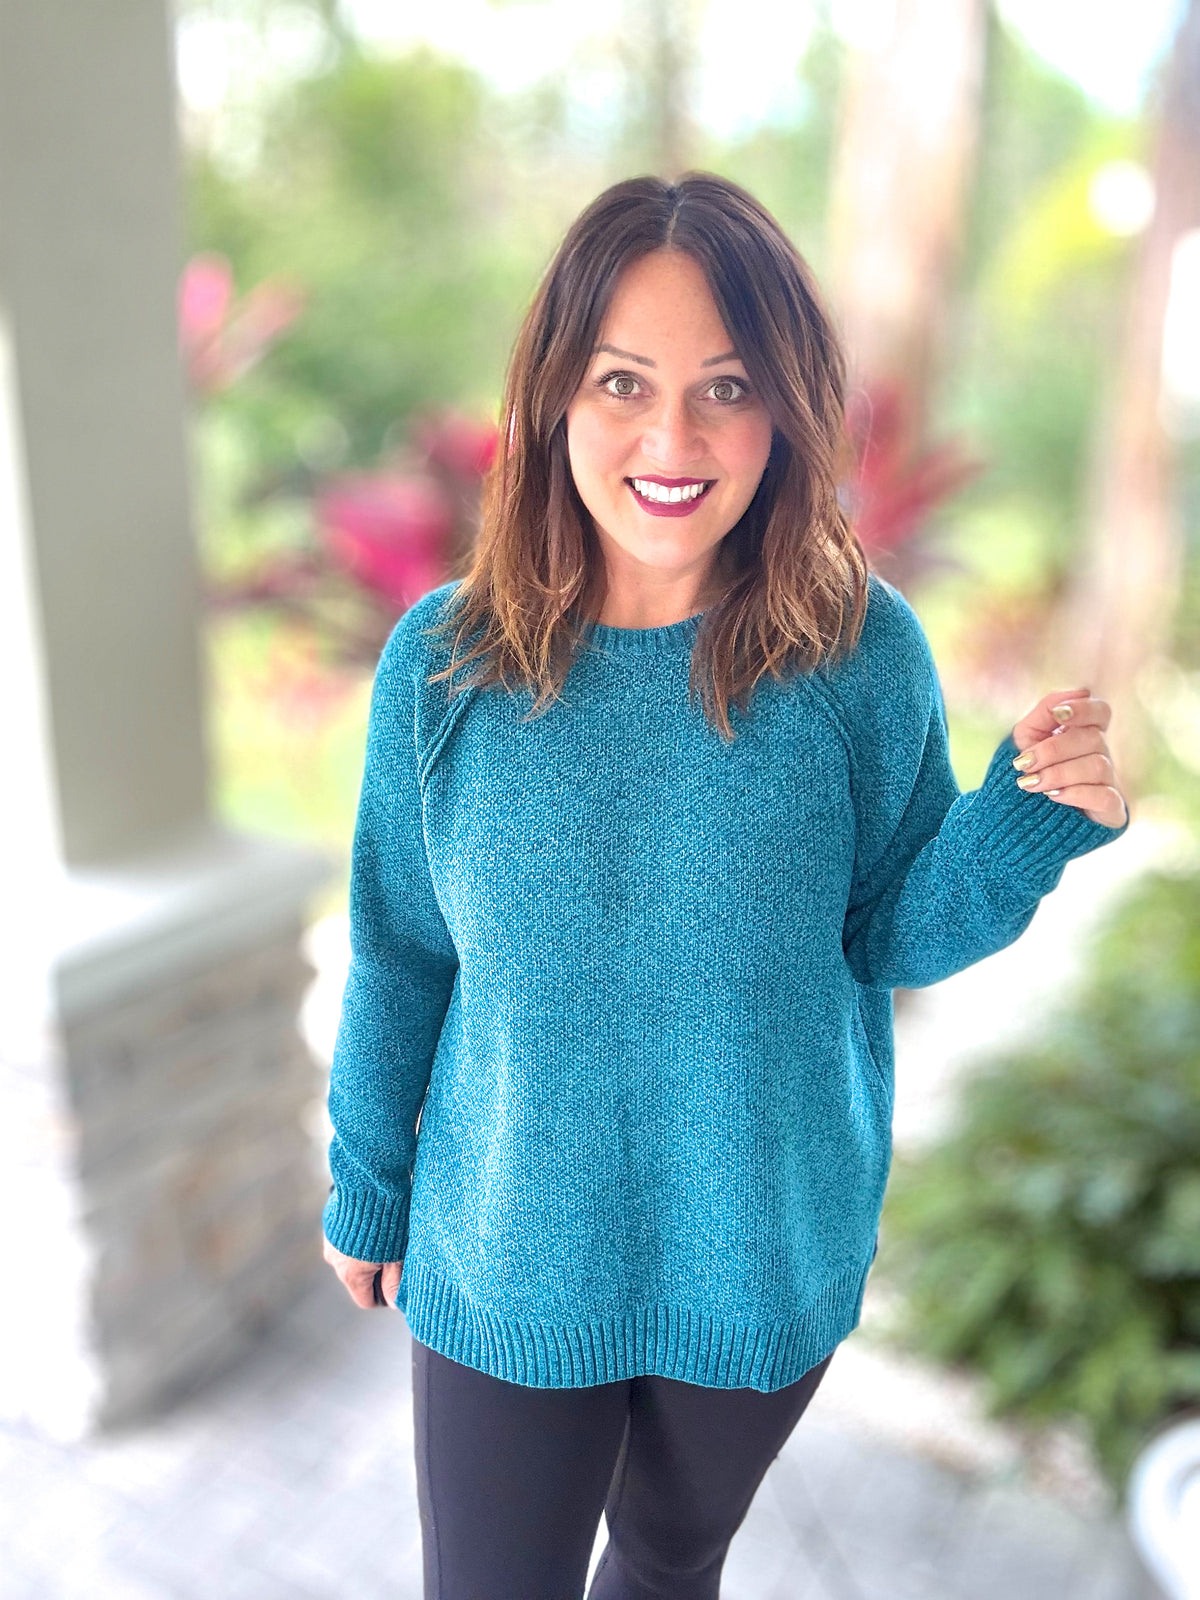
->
<box><xmin>631</xmin><ymin>478</ymin><xmax>710</xmax><ymax>504</ymax></box>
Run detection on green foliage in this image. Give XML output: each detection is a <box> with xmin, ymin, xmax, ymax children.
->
<box><xmin>204</xmin><ymin>605</ymin><xmax>368</xmax><ymax>920</ymax></box>
<box><xmin>944</xmin><ymin>11</ymin><xmax>1146</xmax><ymax>574</ymax></box>
<box><xmin>184</xmin><ymin>39</ymin><xmax>573</xmax><ymax>482</ymax></box>
<box><xmin>964</xmin><ymin>6</ymin><xmax>1119</xmax><ymax>279</ymax></box>
<box><xmin>877</xmin><ymin>866</ymin><xmax>1200</xmax><ymax>1494</ymax></box>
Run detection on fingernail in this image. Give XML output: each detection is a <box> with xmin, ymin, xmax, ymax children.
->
<box><xmin>1016</xmin><ymin>773</ymin><xmax>1040</xmax><ymax>789</ymax></box>
<box><xmin>1051</xmin><ymin>704</ymin><xmax>1074</xmax><ymax>722</ymax></box>
<box><xmin>1012</xmin><ymin>751</ymin><xmax>1035</xmax><ymax>770</ymax></box>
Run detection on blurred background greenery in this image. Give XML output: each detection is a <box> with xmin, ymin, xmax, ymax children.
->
<box><xmin>175</xmin><ymin>0</ymin><xmax>1200</xmax><ymax>1494</ymax></box>
<box><xmin>177</xmin><ymin>0</ymin><xmax>1199</xmax><ymax>910</ymax></box>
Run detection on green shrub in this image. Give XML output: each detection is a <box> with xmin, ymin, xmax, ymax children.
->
<box><xmin>876</xmin><ymin>863</ymin><xmax>1200</xmax><ymax>1493</ymax></box>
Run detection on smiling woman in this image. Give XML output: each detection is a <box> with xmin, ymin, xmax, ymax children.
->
<box><xmin>321</xmin><ymin>171</ymin><xmax>1129</xmax><ymax>1600</ymax></box>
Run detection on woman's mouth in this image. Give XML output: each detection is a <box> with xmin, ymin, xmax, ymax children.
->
<box><xmin>625</xmin><ymin>477</ymin><xmax>716</xmax><ymax>518</ymax></box>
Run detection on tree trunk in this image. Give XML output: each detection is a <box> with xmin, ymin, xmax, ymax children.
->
<box><xmin>827</xmin><ymin>0</ymin><xmax>989</xmax><ymax>456</ymax></box>
<box><xmin>617</xmin><ymin>0</ymin><xmax>703</xmax><ymax>179</ymax></box>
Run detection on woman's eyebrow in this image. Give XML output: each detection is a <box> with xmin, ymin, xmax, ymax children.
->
<box><xmin>593</xmin><ymin>343</ymin><xmax>741</xmax><ymax>369</ymax></box>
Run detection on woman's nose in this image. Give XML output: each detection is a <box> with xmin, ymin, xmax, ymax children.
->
<box><xmin>640</xmin><ymin>396</ymin><xmax>706</xmax><ymax>468</ymax></box>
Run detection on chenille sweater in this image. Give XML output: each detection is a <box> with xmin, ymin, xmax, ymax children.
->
<box><xmin>322</xmin><ymin>573</ymin><xmax>1127</xmax><ymax>1391</ymax></box>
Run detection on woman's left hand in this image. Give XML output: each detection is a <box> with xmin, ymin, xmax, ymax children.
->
<box><xmin>1009</xmin><ymin>688</ymin><xmax>1129</xmax><ymax>829</ymax></box>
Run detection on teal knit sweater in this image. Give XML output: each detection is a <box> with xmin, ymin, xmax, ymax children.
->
<box><xmin>322</xmin><ymin>573</ymin><xmax>1127</xmax><ymax>1390</ymax></box>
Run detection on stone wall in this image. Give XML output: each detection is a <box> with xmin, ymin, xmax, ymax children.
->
<box><xmin>61</xmin><ymin>919</ymin><xmax>329</xmax><ymax>1429</ymax></box>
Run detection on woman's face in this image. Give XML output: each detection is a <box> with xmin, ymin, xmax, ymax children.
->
<box><xmin>564</xmin><ymin>249</ymin><xmax>775</xmax><ymax>601</ymax></box>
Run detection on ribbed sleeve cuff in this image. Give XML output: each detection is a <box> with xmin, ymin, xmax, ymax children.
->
<box><xmin>973</xmin><ymin>730</ymin><xmax>1129</xmax><ymax>891</ymax></box>
<box><xmin>322</xmin><ymin>1181</ymin><xmax>411</xmax><ymax>1264</ymax></box>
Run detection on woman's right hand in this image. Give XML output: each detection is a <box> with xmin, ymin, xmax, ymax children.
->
<box><xmin>323</xmin><ymin>1236</ymin><xmax>403</xmax><ymax>1310</ymax></box>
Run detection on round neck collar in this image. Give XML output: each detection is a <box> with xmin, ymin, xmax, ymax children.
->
<box><xmin>575</xmin><ymin>608</ymin><xmax>707</xmax><ymax>656</ymax></box>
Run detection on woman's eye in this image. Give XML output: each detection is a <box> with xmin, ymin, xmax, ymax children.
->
<box><xmin>709</xmin><ymin>377</ymin><xmax>748</xmax><ymax>403</ymax></box>
<box><xmin>597</xmin><ymin>371</ymin><xmax>640</xmax><ymax>399</ymax></box>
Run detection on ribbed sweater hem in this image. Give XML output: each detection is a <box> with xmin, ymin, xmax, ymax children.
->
<box><xmin>322</xmin><ymin>1183</ymin><xmax>411</xmax><ymax>1264</ymax></box>
<box><xmin>398</xmin><ymin>1254</ymin><xmax>874</xmax><ymax>1391</ymax></box>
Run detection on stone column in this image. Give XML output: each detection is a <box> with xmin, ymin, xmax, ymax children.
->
<box><xmin>0</xmin><ymin>1</ymin><xmax>335</xmax><ymax>1438</ymax></box>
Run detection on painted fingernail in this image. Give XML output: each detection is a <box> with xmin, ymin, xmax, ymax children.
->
<box><xmin>1047</xmin><ymin>789</ymin><xmax>1062</xmax><ymax>796</ymax></box>
<box><xmin>1051</xmin><ymin>704</ymin><xmax>1074</xmax><ymax>722</ymax></box>
<box><xmin>1016</xmin><ymin>774</ymin><xmax>1040</xmax><ymax>788</ymax></box>
<box><xmin>1012</xmin><ymin>751</ymin><xmax>1035</xmax><ymax>770</ymax></box>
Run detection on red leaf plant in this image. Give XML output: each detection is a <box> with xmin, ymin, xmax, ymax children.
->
<box><xmin>842</xmin><ymin>377</ymin><xmax>985</xmax><ymax>589</ymax></box>
<box><xmin>180</xmin><ymin>253</ymin><xmax>307</xmax><ymax>396</ymax></box>
<box><xmin>313</xmin><ymin>472</ymin><xmax>454</xmax><ymax>613</ymax></box>
<box><xmin>205</xmin><ymin>398</ymin><xmax>499</xmax><ymax>683</ymax></box>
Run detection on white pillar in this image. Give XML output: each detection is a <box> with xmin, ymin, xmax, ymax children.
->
<box><xmin>0</xmin><ymin>1</ymin><xmax>334</xmax><ymax>1437</ymax></box>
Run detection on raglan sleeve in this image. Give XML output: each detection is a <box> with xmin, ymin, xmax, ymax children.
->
<box><xmin>321</xmin><ymin>599</ymin><xmax>460</xmax><ymax>1263</ymax></box>
<box><xmin>838</xmin><ymin>580</ymin><xmax>1130</xmax><ymax>992</ymax></box>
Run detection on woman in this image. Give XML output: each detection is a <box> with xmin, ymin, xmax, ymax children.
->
<box><xmin>322</xmin><ymin>172</ymin><xmax>1129</xmax><ymax>1599</ymax></box>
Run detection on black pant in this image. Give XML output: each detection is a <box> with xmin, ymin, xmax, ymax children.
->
<box><xmin>411</xmin><ymin>1334</ymin><xmax>837</xmax><ymax>1599</ymax></box>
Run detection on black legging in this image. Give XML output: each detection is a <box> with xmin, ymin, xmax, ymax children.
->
<box><xmin>412</xmin><ymin>1334</ymin><xmax>837</xmax><ymax>1599</ymax></box>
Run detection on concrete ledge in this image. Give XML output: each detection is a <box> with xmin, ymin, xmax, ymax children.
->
<box><xmin>52</xmin><ymin>823</ymin><xmax>338</xmax><ymax>1025</ymax></box>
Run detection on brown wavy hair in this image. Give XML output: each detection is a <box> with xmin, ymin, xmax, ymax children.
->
<box><xmin>426</xmin><ymin>169</ymin><xmax>869</xmax><ymax>741</ymax></box>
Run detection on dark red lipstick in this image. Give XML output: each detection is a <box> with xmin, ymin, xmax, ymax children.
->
<box><xmin>625</xmin><ymin>475</ymin><xmax>716</xmax><ymax>518</ymax></box>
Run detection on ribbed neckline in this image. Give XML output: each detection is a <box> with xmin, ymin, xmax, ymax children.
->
<box><xmin>574</xmin><ymin>608</ymin><xmax>707</xmax><ymax>655</ymax></box>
